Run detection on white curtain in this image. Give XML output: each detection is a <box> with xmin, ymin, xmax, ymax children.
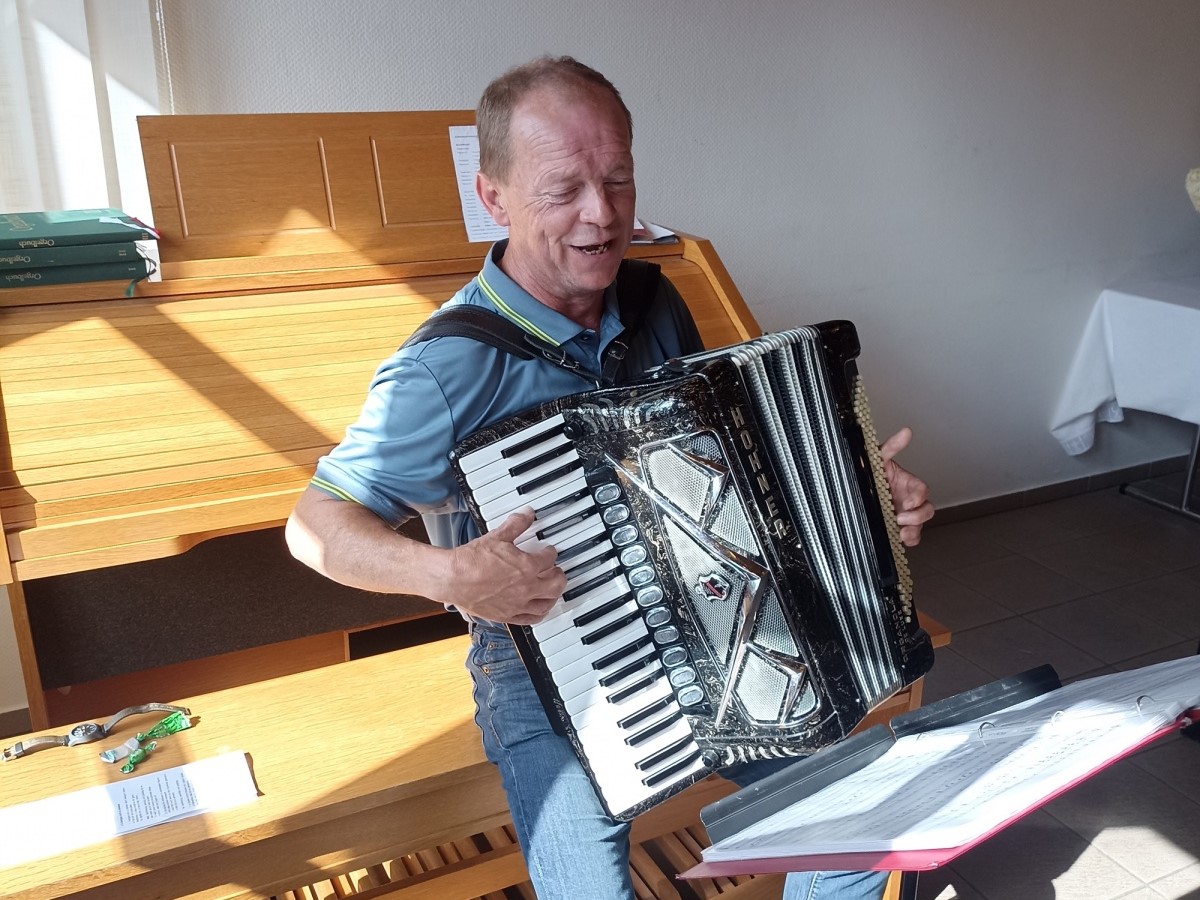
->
<box><xmin>0</xmin><ymin>0</ymin><xmax>160</xmax><ymax>219</ymax></box>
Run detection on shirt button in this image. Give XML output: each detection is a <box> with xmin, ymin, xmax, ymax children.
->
<box><xmin>580</xmin><ymin>332</ymin><xmax>594</xmax><ymax>343</ymax></box>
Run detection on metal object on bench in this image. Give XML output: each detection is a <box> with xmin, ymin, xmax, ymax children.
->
<box><xmin>2</xmin><ymin>703</ymin><xmax>190</xmax><ymax>761</ymax></box>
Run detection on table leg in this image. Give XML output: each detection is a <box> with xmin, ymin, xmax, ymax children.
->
<box><xmin>1120</xmin><ymin>423</ymin><xmax>1200</xmax><ymax>523</ymax></box>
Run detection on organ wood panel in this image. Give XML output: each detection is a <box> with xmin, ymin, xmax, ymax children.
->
<box><xmin>140</xmin><ymin>111</ymin><xmax>483</xmax><ymax>276</ymax></box>
<box><xmin>0</xmin><ymin>252</ymin><xmax>741</xmax><ymax>584</ymax></box>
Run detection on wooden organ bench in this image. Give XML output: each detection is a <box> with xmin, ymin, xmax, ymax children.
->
<box><xmin>0</xmin><ymin>112</ymin><xmax>948</xmax><ymax>899</ymax></box>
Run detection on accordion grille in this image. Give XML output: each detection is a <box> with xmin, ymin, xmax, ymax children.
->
<box><xmin>730</xmin><ymin>328</ymin><xmax>900</xmax><ymax>704</ymax></box>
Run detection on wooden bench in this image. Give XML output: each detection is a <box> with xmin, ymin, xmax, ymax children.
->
<box><xmin>0</xmin><ymin>626</ymin><xmax>947</xmax><ymax>899</ymax></box>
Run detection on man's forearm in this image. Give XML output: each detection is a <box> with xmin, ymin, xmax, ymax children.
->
<box><xmin>287</xmin><ymin>486</ymin><xmax>566</xmax><ymax>622</ymax></box>
<box><xmin>285</xmin><ymin>486</ymin><xmax>450</xmax><ymax>600</ymax></box>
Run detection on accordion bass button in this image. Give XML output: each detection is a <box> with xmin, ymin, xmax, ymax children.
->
<box><xmin>653</xmin><ymin>625</ymin><xmax>680</xmax><ymax>645</ymax></box>
<box><xmin>601</xmin><ymin>504</ymin><xmax>630</xmax><ymax>525</ymax></box>
<box><xmin>679</xmin><ymin>686</ymin><xmax>706</xmax><ymax>707</ymax></box>
<box><xmin>661</xmin><ymin>646</ymin><xmax>688</xmax><ymax>667</ymax></box>
<box><xmin>594</xmin><ymin>483</ymin><xmax>621</xmax><ymax>504</ymax></box>
<box><xmin>611</xmin><ymin>525</ymin><xmax>638</xmax><ymax>545</ymax></box>
<box><xmin>644</xmin><ymin>607</ymin><xmax>671</xmax><ymax>628</ymax></box>
<box><xmin>636</xmin><ymin>586</ymin><xmax>662</xmax><ymax>607</ymax></box>
<box><xmin>668</xmin><ymin>666</ymin><xmax>697</xmax><ymax>687</ymax></box>
<box><xmin>628</xmin><ymin>566</ymin><xmax>656</xmax><ymax>587</ymax></box>
<box><xmin>619</xmin><ymin>545</ymin><xmax>647</xmax><ymax>567</ymax></box>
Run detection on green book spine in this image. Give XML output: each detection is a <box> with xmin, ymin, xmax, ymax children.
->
<box><xmin>0</xmin><ymin>241</ymin><xmax>143</xmax><ymax>269</ymax></box>
<box><xmin>0</xmin><ymin>257</ymin><xmax>155</xmax><ymax>289</ymax></box>
<box><xmin>0</xmin><ymin>209</ymin><xmax>159</xmax><ymax>250</ymax></box>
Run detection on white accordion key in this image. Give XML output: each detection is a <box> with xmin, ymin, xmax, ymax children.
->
<box><xmin>534</xmin><ymin>576</ymin><xmax>632</xmax><ymax>639</ymax></box>
<box><xmin>470</xmin><ymin>445</ymin><xmax>581</xmax><ymax>505</ymax></box>
<box><xmin>456</xmin><ymin>413</ymin><xmax>567</xmax><ymax>473</ymax></box>
<box><xmin>480</xmin><ymin>470</ymin><xmax>587</xmax><ymax>525</ymax></box>
<box><xmin>536</xmin><ymin>587</ymin><xmax>638</xmax><ymax>655</ymax></box>
<box><xmin>464</xmin><ymin>430</ymin><xmax>574</xmax><ymax>490</ymax></box>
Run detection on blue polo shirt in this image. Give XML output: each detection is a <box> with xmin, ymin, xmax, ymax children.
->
<box><xmin>311</xmin><ymin>241</ymin><xmax>703</xmax><ymax>550</ymax></box>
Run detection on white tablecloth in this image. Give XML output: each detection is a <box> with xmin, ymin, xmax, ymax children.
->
<box><xmin>1050</xmin><ymin>276</ymin><xmax>1200</xmax><ymax>455</ymax></box>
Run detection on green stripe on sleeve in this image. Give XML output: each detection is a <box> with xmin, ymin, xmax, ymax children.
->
<box><xmin>310</xmin><ymin>476</ymin><xmax>363</xmax><ymax>504</ymax></box>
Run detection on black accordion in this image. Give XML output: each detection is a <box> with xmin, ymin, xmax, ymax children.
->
<box><xmin>450</xmin><ymin>322</ymin><xmax>934</xmax><ymax>820</ymax></box>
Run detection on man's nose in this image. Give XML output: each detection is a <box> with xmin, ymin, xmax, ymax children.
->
<box><xmin>579</xmin><ymin>184</ymin><xmax>615</xmax><ymax>226</ymax></box>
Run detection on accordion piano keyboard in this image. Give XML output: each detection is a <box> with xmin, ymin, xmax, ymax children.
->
<box><xmin>457</xmin><ymin>413</ymin><xmax>710</xmax><ymax>818</ymax></box>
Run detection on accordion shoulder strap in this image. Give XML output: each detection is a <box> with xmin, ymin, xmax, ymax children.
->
<box><xmin>401</xmin><ymin>260</ymin><xmax>662</xmax><ymax>387</ymax></box>
<box><xmin>402</xmin><ymin>304</ymin><xmax>536</xmax><ymax>359</ymax></box>
<box><xmin>612</xmin><ymin>258</ymin><xmax>662</xmax><ymax>338</ymax></box>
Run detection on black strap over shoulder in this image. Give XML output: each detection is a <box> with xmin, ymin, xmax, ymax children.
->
<box><xmin>602</xmin><ymin>258</ymin><xmax>661</xmax><ymax>385</ymax></box>
<box><xmin>402</xmin><ymin>304</ymin><xmax>535</xmax><ymax>359</ymax></box>
<box><xmin>401</xmin><ymin>259</ymin><xmax>661</xmax><ymax>388</ymax></box>
<box><xmin>612</xmin><ymin>258</ymin><xmax>661</xmax><ymax>340</ymax></box>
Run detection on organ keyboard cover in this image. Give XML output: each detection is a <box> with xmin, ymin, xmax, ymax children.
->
<box><xmin>450</xmin><ymin>321</ymin><xmax>935</xmax><ymax>820</ymax></box>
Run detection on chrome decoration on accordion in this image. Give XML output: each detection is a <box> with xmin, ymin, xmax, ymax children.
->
<box><xmin>450</xmin><ymin>321</ymin><xmax>935</xmax><ymax>821</ymax></box>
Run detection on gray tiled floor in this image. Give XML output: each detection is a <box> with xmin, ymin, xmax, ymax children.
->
<box><xmin>908</xmin><ymin>487</ymin><xmax>1200</xmax><ymax>900</ymax></box>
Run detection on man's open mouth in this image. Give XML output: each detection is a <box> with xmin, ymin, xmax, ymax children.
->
<box><xmin>575</xmin><ymin>242</ymin><xmax>611</xmax><ymax>256</ymax></box>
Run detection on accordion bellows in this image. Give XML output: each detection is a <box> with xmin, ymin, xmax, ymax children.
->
<box><xmin>451</xmin><ymin>321</ymin><xmax>935</xmax><ymax>820</ymax></box>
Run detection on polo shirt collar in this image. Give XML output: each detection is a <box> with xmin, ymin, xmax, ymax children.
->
<box><xmin>476</xmin><ymin>240</ymin><xmax>619</xmax><ymax>348</ymax></box>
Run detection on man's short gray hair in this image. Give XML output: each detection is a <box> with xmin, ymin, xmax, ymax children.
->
<box><xmin>477</xmin><ymin>56</ymin><xmax>633</xmax><ymax>183</ymax></box>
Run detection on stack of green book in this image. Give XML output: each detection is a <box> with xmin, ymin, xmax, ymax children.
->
<box><xmin>0</xmin><ymin>208</ymin><xmax>159</xmax><ymax>290</ymax></box>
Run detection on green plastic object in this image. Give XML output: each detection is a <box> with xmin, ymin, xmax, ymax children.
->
<box><xmin>137</xmin><ymin>711</ymin><xmax>193</xmax><ymax>742</ymax></box>
<box><xmin>120</xmin><ymin>740</ymin><xmax>158</xmax><ymax>774</ymax></box>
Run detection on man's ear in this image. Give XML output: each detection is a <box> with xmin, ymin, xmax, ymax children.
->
<box><xmin>476</xmin><ymin>171</ymin><xmax>511</xmax><ymax>227</ymax></box>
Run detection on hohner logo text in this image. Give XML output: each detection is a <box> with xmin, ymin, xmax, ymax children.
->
<box><xmin>728</xmin><ymin>403</ymin><xmax>787</xmax><ymax>538</ymax></box>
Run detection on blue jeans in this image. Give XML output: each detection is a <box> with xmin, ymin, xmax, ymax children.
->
<box><xmin>466</xmin><ymin>622</ymin><xmax>887</xmax><ymax>900</ymax></box>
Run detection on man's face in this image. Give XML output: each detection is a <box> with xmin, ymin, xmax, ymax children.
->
<box><xmin>477</xmin><ymin>86</ymin><xmax>636</xmax><ymax>313</ymax></box>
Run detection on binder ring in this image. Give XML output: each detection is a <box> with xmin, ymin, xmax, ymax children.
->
<box><xmin>1135</xmin><ymin>694</ymin><xmax>1155</xmax><ymax>715</ymax></box>
<box><xmin>977</xmin><ymin>720</ymin><xmax>995</xmax><ymax>743</ymax></box>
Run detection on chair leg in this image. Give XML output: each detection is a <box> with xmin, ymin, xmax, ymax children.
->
<box><xmin>883</xmin><ymin>870</ymin><xmax>919</xmax><ymax>900</ymax></box>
